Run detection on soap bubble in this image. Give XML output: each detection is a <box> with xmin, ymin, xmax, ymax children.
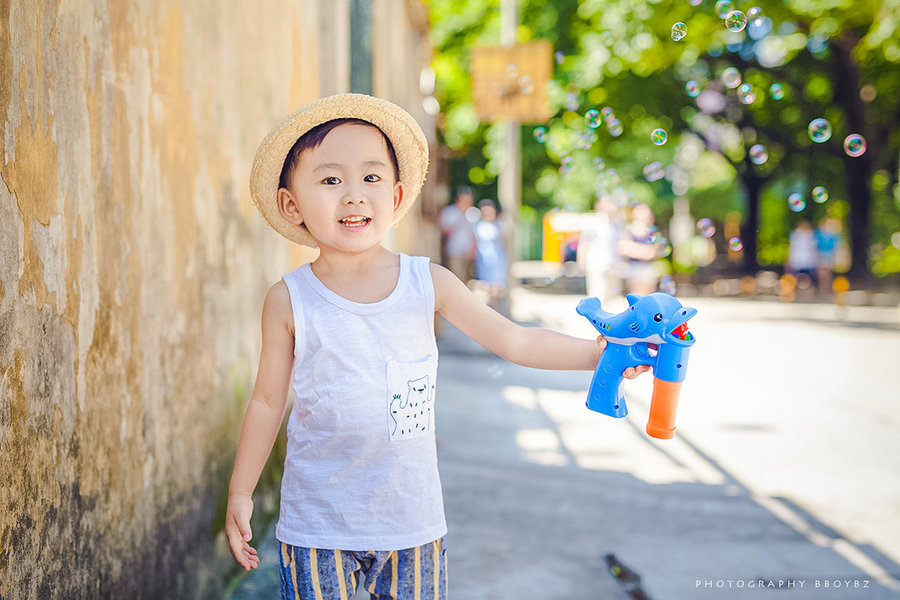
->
<box><xmin>721</xmin><ymin>67</ymin><xmax>742</xmax><ymax>88</ymax></box>
<box><xmin>643</xmin><ymin>161</ymin><xmax>665</xmax><ymax>182</ymax></box>
<box><xmin>697</xmin><ymin>218</ymin><xmax>716</xmax><ymax>238</ymax></box>
<box><xmin>747</xmin><ymin>16</ymin><xmax>773</xmax><ymax>40</ymax></box>
<box><xmin>585</xmin><ymin>109</ymin><xmax>602</xmax><ymax>129</ymax></box>
<box><xmin>555</xmin><ymin>51</ymin><xmax>565</xmax><ymax>65</ymax></box>
<box><xmin>657</xmin><ymin>237</ymin><xmax>673</xmax><ymax>258</ymax></box>
<box><xmin>746</xmin><ymin>6</ymin><xmax>762</xmax><ymax>19</ymax></box>
<box><xmin>608</xmin><ymin>119</ymin><xmax>623</xmax><ymax>137</ymax></box>
<box><xmin>807</xmin><ymin>118</ymin><xmax>832</xmax><ymax>143</ymax></box>
<box><xmin>715</xmin><ymin>0</ymin><xmax>733</xmax><ymax>19</ymax></box>
<box><xmin>565</xmin><ymin>93</ymin><xmax>580</xmax><ymax>111</ymax></box>
<box><xmin>593</xmin><ymin>156</ymin><xmax>606</xmax><ymax>170</ymax></box>
<box><xmin>748</xmin><ymin>144</ymin><xmax>768</xmax><ymax>164</ymax></box>
<box><xmin>651</xmin><ymin>128</ymin><xmax>668</xmax><ymax>145</ymax></box>
<box><xmin>601</xmin><ymin>106</ymin><xmax>615</xmax><ymax>121</ymax></box>
<box><xmin>725</xmin><ymin>11</ymin><xmax>748</xmax><ymax>32</ymax></box>
<box><xmin>812</xmin><ymin>186</ymin><xmax>829</xmax><ymax>203</ymax></box>
<box><xmin>843</xmin><ymin>134</ymin><xmax>867</xmax><ymax>157</ymax></box>
<box><xmin>684</xmin><ymin>80</ymin><xmax>701</xmax><ymax>97</ymax></box>
<box><xmin>689</xmin><ymin>0</ymin><xmax>703</xmax><ymax>6</ymax></box>
<box><xmin>533</xmin><ymin>127</ymin><xmax>547</xmax><ymax>143</ymax></box>
<box><xmin>659</xmin><ymin>274</ymin><xmax>677</xmax><ymax>295</ymax></box>
<box><xmin>729</xmin><ymin>237</ymin><xmax>744</xmax><ymax>252</ymax></box>
<box><xmin>769</xmin><ymin>82</ymin><xmax>784</xmax><ymax>100</ymax></box>
<box><xmin>738</xmin><ymin>83</ymin><xmax>756</xmax><ymax>104</ymax></box>
<box><xmin>788</xmin><ymin>192</ymin><xmax>806</xmax><ymax>212</ymax></box>
<box><xmin>487</xmin><ymin>363</ymin><xmax>504</xmax><ymax>379</ymax></box>
<box><xmin>671</xmin><ymin>22</ymin><xmax>688</xmax><ymax>41</ymax></box>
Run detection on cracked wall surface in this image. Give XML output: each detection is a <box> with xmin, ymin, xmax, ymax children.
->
<box><xmin>0</xmin><ymin>0</ymin><xmax>326</xmax><ymax>597</ymax></box>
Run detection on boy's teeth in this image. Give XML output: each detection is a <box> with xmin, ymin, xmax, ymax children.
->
<box><xmin>341</xmin><ymin>216</ymin><xmax>368</xmax><ymax>224</ymax></box>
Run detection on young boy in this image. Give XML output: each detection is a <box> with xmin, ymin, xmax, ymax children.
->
<box><xmin>225</xmin><ymin>93</ymin><xmax>648</xmax><ymax>600</ymax></box>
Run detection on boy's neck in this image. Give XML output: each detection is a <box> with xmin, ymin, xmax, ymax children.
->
<box><xmin>310</xmin><ymin>246</ymin><xmax>402</xmax><ymax>304</ymax></box>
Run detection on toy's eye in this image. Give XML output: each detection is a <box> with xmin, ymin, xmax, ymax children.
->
<box><xmin>653</xmin><ymin>313</ymin><xmax>663</xmax><ymax>322</ymax></box>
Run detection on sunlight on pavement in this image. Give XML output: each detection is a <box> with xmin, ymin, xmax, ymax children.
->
<box><xmin>502</xmin><ymin>382</ymin><xmax>725</xmax><ymax>486</ymax></box>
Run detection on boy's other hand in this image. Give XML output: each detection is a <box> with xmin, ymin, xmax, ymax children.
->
<box><xmin>596</xmin><ymin>336</ymin><xmax>651</xmax><ymax>379</ymax></box>
<box><xmin>225</xmin><ymin>494</ymin><xmax>259</xmax><ymax>571</ymax></box>
<box><xmin>622</xmin><ymin>364</ymin><xmax>651</xmax><ymax>379</ymax></box>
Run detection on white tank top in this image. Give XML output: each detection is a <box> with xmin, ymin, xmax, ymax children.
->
<box><xmin>276</xmin><ymin>254</ymin><xmax>446</xmax><ymax>550</ymax></box>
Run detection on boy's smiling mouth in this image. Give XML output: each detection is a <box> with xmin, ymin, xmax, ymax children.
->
<box><xmin>339</xmin><ymin>215</ymin><xmax>371</xmax><ymax>227</ymax></box>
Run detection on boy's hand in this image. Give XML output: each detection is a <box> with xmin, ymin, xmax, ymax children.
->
<box><xmin>225</xmin><ymin>494</ymin><xmax>259</xmax><ymax>571</ymax></box>
<box><xmin>623</xmin><ymin>364</ymin><xmax>651</xmax><ymax>379</ymax></box>
<box><xmin>596</xmin><ymin>335</ymin><xmax>652</xmax><ymax>379</ymax></box>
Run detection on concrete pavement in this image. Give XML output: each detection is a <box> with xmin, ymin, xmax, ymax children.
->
<box><xmin>227</xmin><ymin>287</ymin><xmax>900</xmax><ymax>599</ymax></box>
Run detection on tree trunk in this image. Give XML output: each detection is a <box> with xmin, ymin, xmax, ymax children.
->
<box><xmin>832</xmin><ymin>33</ymin><xmax>873</xmax><ymax>282</ymax></box>
<box><xmin>739</xmin><ymin>162</ymin><xmax>763</xmax><ymax>275</ymax></box>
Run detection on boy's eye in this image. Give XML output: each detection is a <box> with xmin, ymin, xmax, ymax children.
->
<box><xmin>323</xmin><ymin>176</ymin><xmax>341</xmax><ymax>185</ymax></box>
<box><xmin>364</xmin><ymin>174</ymin><xmax>382</xmax><ymax>183</ymax></box>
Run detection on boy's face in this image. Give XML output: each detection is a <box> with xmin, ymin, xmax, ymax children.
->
<box><xmin>278</xmin><ymin>123</ymin><xmax>403</xmax><ymax>254</ymax></box>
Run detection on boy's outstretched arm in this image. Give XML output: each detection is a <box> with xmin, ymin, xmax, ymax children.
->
<box><xmin>225</xmin><ymin>281</ymin><xmax>295</xmax><ymax>571</ymax></box>
<box><xmin>431</xmin><ymin>264</ymin><xmax>648</xmax><ymax>377</ymax></box>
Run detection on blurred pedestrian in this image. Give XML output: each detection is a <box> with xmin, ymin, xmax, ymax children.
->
<box><xmin>473</xmin><ymin>199</ymin><xmax>508</xmax><ymax>309</ymax></box>
<box><xmin>439</xmin><ymin>186</ymin><xmax>477</xmax><ymax>283</ymax></box>
<box><xmin>788</xmin><ymin>220</ymin><xmax>818</xmax><ymax>289</ymax></box>
<box><xmin>815</xmin><ymin>217</ymin><xmax>842</xmax><ymax>296</ymax></box>
<box><xmin>578</xmin><ymin>195</ymin><xmax>619</xmax><ymax>302</ymax></box>
<box><xmin>616</xmin><ymin>203</ymin><xmax>659</xmax><ymax>296</ymax></box>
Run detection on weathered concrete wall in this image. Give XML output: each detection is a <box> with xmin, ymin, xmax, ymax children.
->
<box><xmin>0</xmin><ymin>0</ymin><xmax>323</xmax><ymax>597</ymax></box>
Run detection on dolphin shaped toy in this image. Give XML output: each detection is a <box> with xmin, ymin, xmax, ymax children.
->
<box><xmin>577</xmin><ymin>293</ymin><xmax>697</xmax><ymax>439</ymax></box>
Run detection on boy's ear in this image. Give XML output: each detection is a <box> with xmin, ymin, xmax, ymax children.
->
<box><xmin>392</xmin><ymin>181</ymin><xmax>405</xmax><ymax>213</ymax></box>
<box><xmin>277</xmin><ymin>187</ymin><xmax>304</xmax><ymax>226</ymax></box>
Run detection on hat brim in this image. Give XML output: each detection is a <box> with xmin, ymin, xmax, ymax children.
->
<box><xmin>250</xmin><ymin>94</ymin><xmax>429</xmax><ymax>247</ymax></box>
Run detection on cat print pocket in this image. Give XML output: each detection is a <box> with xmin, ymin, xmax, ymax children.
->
<box><xmin>386</xmin><ymin>355</ymin><xmax>437</xmax><ymax>441</ymax></box>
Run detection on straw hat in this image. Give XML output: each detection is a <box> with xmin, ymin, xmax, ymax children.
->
<box><xmin>250</xmin><ymin>93</ymin><xmax>429</xmax><ymax>247</ymax></box>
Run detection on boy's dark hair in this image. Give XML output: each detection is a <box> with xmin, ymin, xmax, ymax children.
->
<box><xmin>278</xmin><ymin>118</ymin><xmax>401</xmax><ymax>189</ymax></box>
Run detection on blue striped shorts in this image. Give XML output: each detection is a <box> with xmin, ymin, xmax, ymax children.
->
<box><xmin>278</xmin><ymin>538</ymin><xmax>448</xmax><ymax>600</ymax></box>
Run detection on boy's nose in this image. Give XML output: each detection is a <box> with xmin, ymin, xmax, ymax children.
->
<box><xmin>342</xmin><ymin>187</ymin><xmax>367</xmax><ymax>205</ymax></box>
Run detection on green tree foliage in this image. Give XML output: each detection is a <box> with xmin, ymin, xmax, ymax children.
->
<box><xmin>426</xmin><ymin>0</ymin><xmax>900</xmax><ymax>277</ymax></box>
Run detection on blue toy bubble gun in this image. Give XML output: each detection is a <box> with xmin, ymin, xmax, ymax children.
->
<box><xmin>576</xmin><ymin>293</ymin><xmax>697</xmax><ymax>439</ymax></box>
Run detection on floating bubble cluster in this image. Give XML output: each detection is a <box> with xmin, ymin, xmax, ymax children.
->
<box><xmin>593</xmin><ymin>156</ymin><xmax>606</xmax><ymax>170</ymax></box>
<box><xmin>585</xmin><ymin>109</ymin><xmax>602</xmax><ymax>128</ymax></box>
<box><xmin>608</xmin><ymin>119</ymin><xmax>623</xmax><ymax>137</ymax></box>
<box><xmin>685</xmin><ymin>80</ymin><xmax>701</xmax><ymax>97</ymax></box>
<box><xmin>738</xmin><ymin>83</ymin><xmax>756</xmax><ymax>104</ymax></box>
<box><xmin>812</xmin><ymin>186</ymin><xmax>829</xmax><ymax>203</ymax></box>
<box><xmin>721</xmin><ymin>67</ymin><xmax>742</xmax><ymax>88</ymax></box>
<box><xmin>671</xmin><ymin>22</ymin><xmax>688</xmax><ymax>41</ymax></box>
<box><xmin>788</xmin><ymin>192</ymin><xmax>806</xmax><ymax>212</ymax></box>
<box><xmin>697</xmin><ymin>218</ymin><xmax>716</xmax><ymax>238</ymax></box>
<box><xmin>843</xmin><ymin>134</ymin><xmax>867</xmax><ymax>157</ymax></box>
<box><xmin>808</xmin><ymin>118</ymin><xmax>832</xmax><ymax>143</ymax></box>
<box><xmin>651</xmin><ymin>128</ymin><xmax>668</xmax><ymax>145</ymax></box>
<box><xmin>749</xmin><ymin>144</ymin><xmax>768</xmax><ymax>164</ymax></box>
<box><xmin>725</xmin><ymin>10</ymin><xmax>747</xmax><ymax>32</ymax></box>
<box><xmin>769</xmin><ymin>82</ymin><xmax>784</xmax><ymax>100</ymax></box>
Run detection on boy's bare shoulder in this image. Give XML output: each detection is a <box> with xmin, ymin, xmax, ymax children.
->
<box><xmin>262</xmin><ymin>280</ymin><xmax>293</xmax><ymax>324</ymax></box>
